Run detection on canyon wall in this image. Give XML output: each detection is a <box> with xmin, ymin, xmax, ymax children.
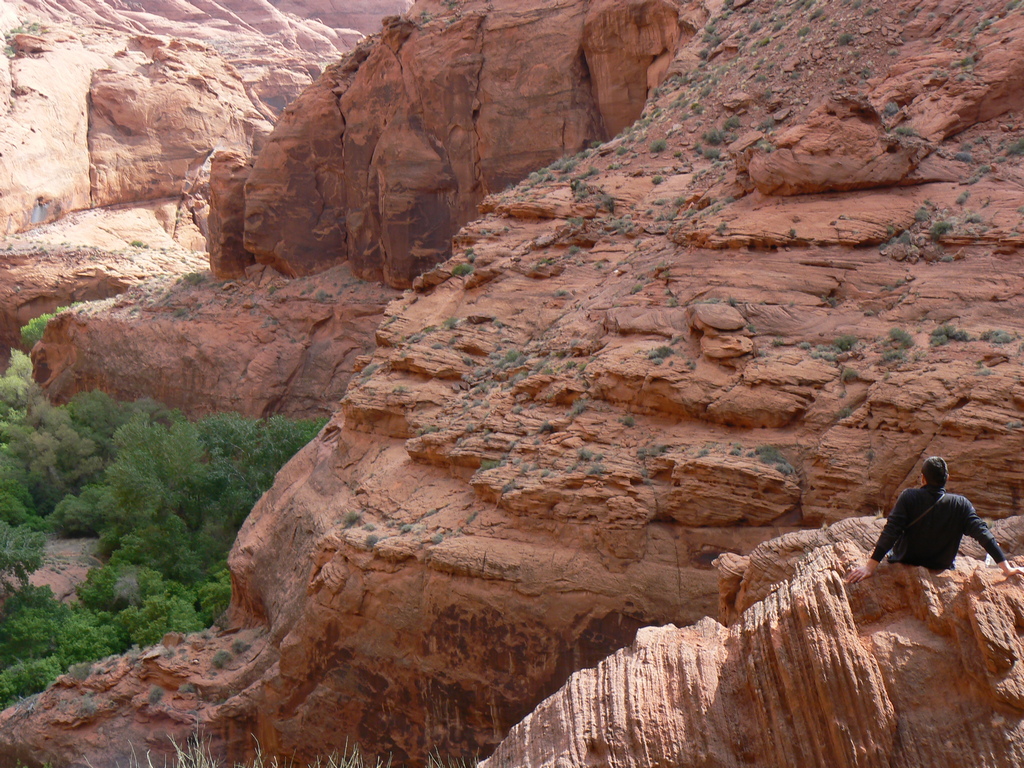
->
<box><xmin>32</xmin><ymin>263</ymin><xmax>397</xmax><ymax>419</ymax></box>
<box><xmin>3</xmin><ymin>0</ymin><xmax>1024</xmax><ymax>764</ymax></box>
<box><xmin>35</xmin><ymin>0</ymin><xmax>694</xmax><ymax>412</ymax></box>
<box><xmin>215</xmin><ymin>0</ymin><xmax>694</xmax><ymax>287</ymax></box>
<box><xmin>0</xmin><ymin>0</ymin><xmax>404</xmax><ymax>362</ymax></box>
<box><xmin>0</xmin><ymin>23</ymin><xmax>269</xmax><ymax>240</ymax></box>
<box><xmin>0</xmin><ymin>0</ymin><xmax>412</xmax><ymax>240</ymax></box>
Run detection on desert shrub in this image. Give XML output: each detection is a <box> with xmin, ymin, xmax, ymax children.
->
<box><xmin>929</xmin><ymin>220</ymin><xmax>954</xmax><ymax>240</ymax></box>
<box><xmin>888</xmin><ymin>328</ymin><xmax>914</xmax><ymax>348</ymax></box>
<box><xmin>930</xmin><ymin>324</ymin><xmax>971</xmax><ymax>346</ymax></box>
<box><xmin>755</xmin><ymin>445</ymin><xmax>795</xmax><ymax>475</ymax></box>
<box><xmin>981</xmin><ymin>329</ymin><xmax>1013</xmax><ymax>345</ymax></box>
<box><xmin>882</xmin><ymin>349</ymin><xmax>906</xmax><ymax>363</ymax></box>
<box><xmin>834</xmin><ymin>334</ymin><xmax>858</xmax><ymax>352</ymax></box>
<box><xmin>451</xmin><ymin>263</ymin><xmax>473</xmax><ymax>277</ymax></box>
<box><xmin>211</xmin><ymin>649</ymin><xmax>232</xmax><ymax>669</ymax></box>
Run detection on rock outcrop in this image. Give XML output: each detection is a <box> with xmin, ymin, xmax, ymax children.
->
<box><xmin>5</xmin><ymin>0</ymin><xmax>1024</xmax><ymax>764</ymax></box>
<box><xmin>483</xmin><ymin>517</ymin><xmax>1024</xmax><ymax>768</ymax></box>
<box><xmin>0</xmin><ymin>215</ymin><xmax>206</xmax><ymax>359</ymax></box>
<box><xmin>0</xmin><ymin>22</ymin><xmax>272</xmax><ymax>238</ymax></box>
<box><xmin>218</xmin><ymin>0</ymin><xmax>694</xmax><ymax>286</ymax></box>
<box><xmin>32</xmin><ymin>263</ymin><xmax>398</xmax><ymax>419</ymax></box>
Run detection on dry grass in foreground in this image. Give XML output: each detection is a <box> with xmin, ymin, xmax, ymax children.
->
<box><xmin>128</xmin><ymin>741</ymin><xmax>477</xmax><ymax>768</ymax></box>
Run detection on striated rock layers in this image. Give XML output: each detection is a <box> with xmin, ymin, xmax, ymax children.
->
<box><xmin>214</xmin><ymin>0</ymin><xmax>695</xmax><ymax>286</ymax></box>
<box><xmin>15</xmin><ymin>0</ymin><xmax>410</xmax><ymax>40</ymax></box>
<box><xmin>483</xmin><ymin>517</ymin><xmax>1024</xmax><ymax>768</ymax></box>
<box><xmin>32</xmin><ymin>263</ymin><xmax>398</xmax><ymax>419</ymax></box>
<box><xmin>0</xmin><ymin>238</ymin><xmax>205</xmax><ymax>359</ymax></box>
<box><xmin>5</xmin><ymin>0</ymin><xmax>1024</xmax><ymax>764</ymax></box>
<box><xmin>0</xmin><ymin>22</ymin><xmax>272</xmax><ymax>238</ymax></box>
<box><xmin>0</xmin><ymin>0</ymin><xmax>408</xmax><ymax>240</ymax></box>
<box><xmin>6</xmin><ymin>0</ymin><xmax>410</xmax><ymax>113</ymax></box>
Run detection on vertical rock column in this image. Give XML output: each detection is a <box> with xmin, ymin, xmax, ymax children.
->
<box><xmin>209</xmin><ymin>150</ymin><xmax>255</xmax><ymax>279</ymax></box>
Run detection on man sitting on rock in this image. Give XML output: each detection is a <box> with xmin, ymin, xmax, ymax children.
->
<box><xmin>846</xmin><ymin>456</ymin><xmax>1022</xmax><ymax>583</ymax></box>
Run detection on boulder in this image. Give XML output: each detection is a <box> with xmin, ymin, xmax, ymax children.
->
<box><xmin>747</xmin><ymin>101</ymin><xmax>926</xmax><ymax>196</ymax></box>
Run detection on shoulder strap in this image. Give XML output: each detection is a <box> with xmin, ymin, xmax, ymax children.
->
<box><xmin>906</xmin><ymin>494</ymin><xmax>947</xmax><ymax>528</ymax></box>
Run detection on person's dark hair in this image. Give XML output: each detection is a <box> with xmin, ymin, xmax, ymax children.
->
<box><xmin>922</xmin><ymin>456</ymin><xmax>948</xmax><ymax>486</ymax></box>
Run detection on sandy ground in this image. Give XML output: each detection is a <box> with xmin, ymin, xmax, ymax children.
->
<box><xmin>29</xmin><ymin>537</ymin><xmax>102</xmax><ymax>602</ymax></box>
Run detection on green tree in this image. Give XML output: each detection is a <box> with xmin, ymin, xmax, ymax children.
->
<box><xmin>0</xmin><ymin>521</ymin><xmax>44</xmax><ymax>597</ymax></box>
<box><xmin>0</xmin><ymin>479</ymin><xmax>42</xmax><ymax>530</ymax></box>
<box><xmin>19</xmin><ymin>309</ymin><xmax>65</xmax><ymax>349</ymax></box>
<box><xmin>0</xmin><ymin>351</ymin><xmax>33</xmax><ymax>422</ymax></box>
<box><xmin>0</xmin><ymin>657</ymin><xmax>62</xmax><ymax>704</ymax></box>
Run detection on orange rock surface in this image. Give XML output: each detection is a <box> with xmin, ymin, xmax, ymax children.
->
<box><xmin>4</xmin><ymin>0</ymin><xmax>1024</xmax><ymax>764</ymax></box>
<box><xmin>0</xmin><ymin>23</ymin><xmax>269</xmax><ymax>238</ymax></box>
<box><xmin>224</xmin><ymin>0</ymin><xmax>691</xmax><ymax>287</ymax></box>
<box><xmin>0</xmin><ymin>221</ymin><xmax>206</xmax><ymax>359</ymax></box>
<box><xmin>0</xmin><ymin>0</ymin><xmax>407</xmax><ymax>239</ymax></box>
<box><xmin>483</xmin><ymin>517</ymin><xmax>1024</xmax><ymax>768</ymax></box>
<box><xmin>33</xmin><ymin>263</ymin><xmax>397</xmax><ymax>419</ymax></box>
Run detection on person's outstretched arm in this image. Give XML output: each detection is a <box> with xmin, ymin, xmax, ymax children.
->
<box><xmin>962</xmin><ymin>503</ymin><xmax>1023</xmax><ymax>576</ymax></box>
<box><xmin>845</xmin><ymin>490</ymin><xmax>914</xmax><ymax>584</ymax></box>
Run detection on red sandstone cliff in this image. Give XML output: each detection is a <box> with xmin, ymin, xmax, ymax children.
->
<box><xmin>211</xmin><ymin>0</ymin><xmax>694</xmax><ymax>287</ymax></box>
<box><xmin>0</xmin><ymin>0</ymin><xmax>409</xmax><ymax>238</ymax></box>
<box><xmin>3</xmin><ymin>0</ymin><xmax>1024</xmax><ymax>764</ymax></box>
<box><xmin>0</xmin><ymin>0</ymin><xmax>404</xmax><ymax>363</ymax></box>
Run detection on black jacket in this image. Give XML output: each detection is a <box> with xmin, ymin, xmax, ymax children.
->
<box><xmin>871</xmin><ymin>484</ymin><xmax>1006</xmax><ymax>570</ymax></box>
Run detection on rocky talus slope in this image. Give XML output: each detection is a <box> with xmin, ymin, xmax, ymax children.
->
<box><xmin>4</xmin><ymin>0</ymin><xmax>1024</xmax><ymax>764</ymax></box>
<box><xmin>483</xmin><ymin>517</ymin><xmax>1024</xmax><ymax>768</ymax></box>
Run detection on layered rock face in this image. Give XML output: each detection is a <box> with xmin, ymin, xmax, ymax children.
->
<box><xmin>0</xmin><ymin>0</ymin><xmax>403</xmax><ymax>358</ymax></box>
<box><xmin>7</xmin><ymin>0</ymin><xmax>405</xmax><ymax>108</ymax></box>
<box><xmin>0</xmin><ymin>21</ymin><xmax>272</xmax><ymax>238</ymax></box>
<box><xmin>218</xmin><ymin>0</ymin><xmax>693</xmax><ymax>287</ymax></box>
<box><xmin>5</xmin><ymin>0</ymin><xmax>1024</xmax><ymax>764</ymax></box>
<box><xmin>484</xmin><ymin>517</ymin><xmax>1024</xmax><ymax>768</ymax></box>
<box><xmin>32</xmin><ymin>263</ymin><xmax>397</xmax><ymax>419</ymax></box>
<box><xmin>0</xmin><ymin>209</ymin><xmax>207</xmax><ymax>359</ymax></box>
<box><xmin>0</xmin><ymin>0</ymin><xmax>410</xmax><ymax>239</ymax></box>
<box><xmin>16</xmin><ymin>0</ymin><xmax>410</xmax><ymax>39</ymax></box>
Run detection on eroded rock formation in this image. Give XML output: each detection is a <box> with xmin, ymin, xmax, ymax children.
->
<box><xmin>0</xmin><ymin>0</ymin><xmax>410</xmax><ymax>239</ymax></box>
<box><xmin>32</xmin><ymin>263</ymin><xmax>397</xmax><ymax>419</ymax></box>
<box><xmin>218</xmin><ymin>0</ymin><xmax>694</xmax><ymax>286</ymax></box>
<box><xmin>4</xmin><ymin>0</ymin><xmax>1024</xmax><ymax>764</ymax></box>
<box><xmin>0</xmin><ymin>214</ymin><xmax>206</xmax><ymax>359</ymax></box>
<box><xmin>483</xmin><ymin>517</ymin><xmax>1024</xmax><ymax>768</ymax></box>
<box><xmin>0</xmin><ymin>23</ymin><xmax>271</xmax><ymax>238</ymax></box>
